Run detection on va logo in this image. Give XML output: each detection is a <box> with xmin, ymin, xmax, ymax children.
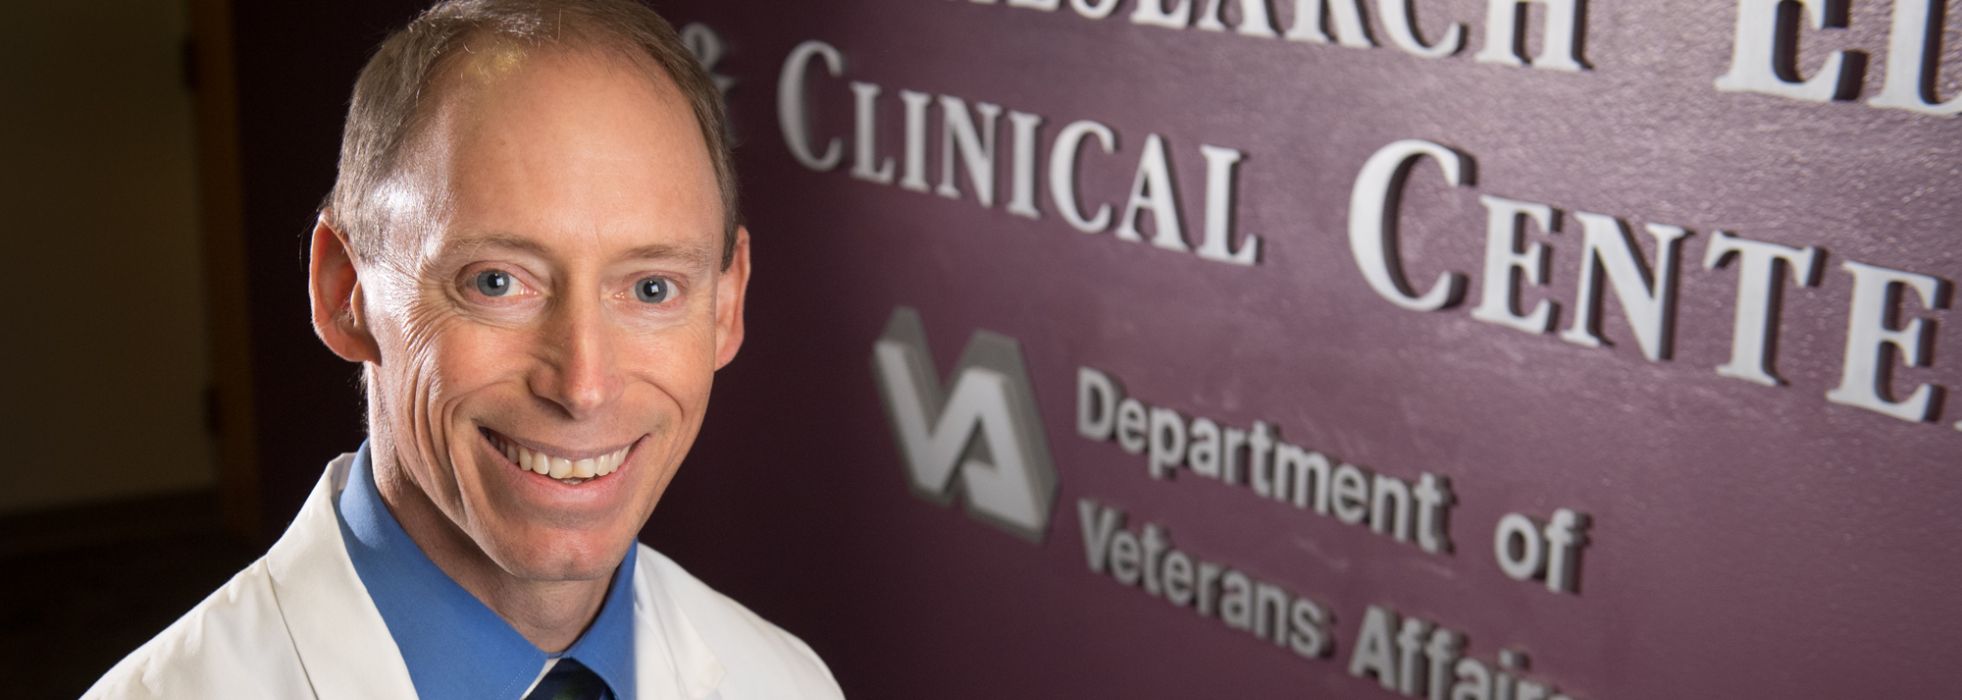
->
<box><xmin>872</xmin><ymin>307</ymin><xmax>1057</xmax><ymax>542</ymax></box>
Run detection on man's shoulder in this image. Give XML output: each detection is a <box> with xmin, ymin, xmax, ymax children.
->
<box><xmin>82</xmin><ymin>557</ymin><xmax>310</xmax><ymax>699</ymax></box>
<box><xmin>632</xmin><ymin>543</ymin><xmax>844</xmax><ymax>699</ymax></box>
<box><xmin>87</xmin><ymin>453</ymin><xmax>408</xmax><ymax>699</ymax></box>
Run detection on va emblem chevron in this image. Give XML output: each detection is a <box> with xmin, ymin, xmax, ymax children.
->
<box><xmin>872</xmin><ymin>307</ymin><xmax>1058</xmax><ymax>542</ymax></box>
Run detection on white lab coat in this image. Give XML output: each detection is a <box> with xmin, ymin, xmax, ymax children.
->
<box><xmin>85</xmin><ymin>453</ymin><xmax>843</xmax><ymax>699</ymax></box>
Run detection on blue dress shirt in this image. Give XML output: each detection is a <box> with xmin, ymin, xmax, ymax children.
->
<box><xmin>335</xmin><ymin>443</ymin><xmax>637</xmax><ymax>700</ymax></box>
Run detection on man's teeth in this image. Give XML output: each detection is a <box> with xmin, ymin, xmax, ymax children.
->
<box><xmin>495</xmin><ymin>439</ymin><xmax>629</xmax><ymax>480</ymax></box>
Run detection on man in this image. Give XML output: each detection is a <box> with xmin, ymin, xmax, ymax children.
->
<box><xmin>87</xmin><ymin>1</ymin><xmax>841</xmax><ymax>697</ymax></box>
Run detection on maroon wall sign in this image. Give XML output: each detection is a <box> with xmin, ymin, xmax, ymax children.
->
<box><xmin>641</xmin><ymin>2</ymin><xmax>1961</xmax><ymax>698</ymax></box>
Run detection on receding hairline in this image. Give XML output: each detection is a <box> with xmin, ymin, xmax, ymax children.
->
<box><xmin>378</xmin><ymin>40</ymin><xmax>723</xmax><ymax>249</ymax></box>
<box><xmin>325</xmin><ymin>0</ymin><xmax>741</xmax><ymax>269</ymax></box>
<box><xmin>407</xmin><ymin>36</ymin><xmax>712</xmax><ymax>161</ymax></box>
<box><xmin>423</xmin><ymin>29</ymin><xmax>693</xmax><ymax>113</ymax></box>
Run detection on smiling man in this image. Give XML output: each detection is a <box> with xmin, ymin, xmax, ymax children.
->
<box><xmin>86</xmin><ymin>2</ymin><xmax>840</xmax><ymax>698</ymax></box>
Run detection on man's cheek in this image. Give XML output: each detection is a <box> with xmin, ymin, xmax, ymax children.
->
<box><xmin>622</xmin><ymin>335</ymin><xmax>714</xmax><ymax>386</ymax></box>
<box><xmin>436</xmin><ymin>324</ymin><xmax>532</xmax><ymax>390</ymax></box>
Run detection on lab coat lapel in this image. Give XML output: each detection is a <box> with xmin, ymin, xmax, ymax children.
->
<box><xmin>265</xmin><ymin>454</ymin><xmax>420</xmax><ymax>699</ymax></box>
<box><xmin>633</xmin><ymin>544</ymin><xmax>726</xmax><ymax>699</ymax></box>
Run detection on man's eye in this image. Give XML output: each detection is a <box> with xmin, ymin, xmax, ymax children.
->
<box><xmin>634</xmin><ymin>276</ymin><xmax>674</xmax><ymax>303</ymax></box>
<box><xmin>474</xmin><ymin>270</ymin><xmax>516</xmax><ymax>297</ymax></box>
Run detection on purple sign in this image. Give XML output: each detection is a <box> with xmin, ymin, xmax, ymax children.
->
<box><xmin>639</xmin><ymin>2</ymin><xmax>1962</xmax><ymax>698</ymax></box>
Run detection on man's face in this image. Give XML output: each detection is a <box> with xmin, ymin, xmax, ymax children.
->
<box><xmin>350</xmin><ymin>47</ymin><xmax>743</xmax><ymax>582</ymax></box>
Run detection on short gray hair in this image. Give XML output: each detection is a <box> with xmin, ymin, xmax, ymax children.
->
<box><xmin>325</xmin><ymin>0</ymin><xmax>740</xmax><ymax>267</ymax></box>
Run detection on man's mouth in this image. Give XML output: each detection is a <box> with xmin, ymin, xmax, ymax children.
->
<box><xmin>481</xmin><ymin>429</ymin><xmax>632</xmax><ymax>485</ymax></box>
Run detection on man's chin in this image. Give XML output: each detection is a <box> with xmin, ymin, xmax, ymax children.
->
<box><xmin>480</xmin><ymin>530</ymin><xmax>635</xmax><ymax>583</ymax></box>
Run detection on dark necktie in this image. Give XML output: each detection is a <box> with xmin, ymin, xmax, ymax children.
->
<box><xmin>525</xmin><ymin>658</ymin><xmax>611</xmax><ymax>700</ymax></box>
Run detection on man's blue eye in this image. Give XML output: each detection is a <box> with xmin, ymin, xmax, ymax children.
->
<box><xmin>635</xmin><ymin>277</ymin><xmax>672</xmax><ymax>303</ymax></box>
<box><xmin>475</xmin><ymin>270</ymin><xmax>513</xmax><ymax>297</ymax></box>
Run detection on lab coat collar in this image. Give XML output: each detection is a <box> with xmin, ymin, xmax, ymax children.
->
<box><xmin>632</xmin><ymin>543</ymin><xmax>727</xmax><ymax>699</ymax></box>
<box><xmin>263</xmin><ymin>452</ymin><xmax>728</xmax><ymax>699</ymax></box>
<box><xmin>264</xmin><ymin>453</ymin><xmax>419</xmax><ymax>699</ymax></box>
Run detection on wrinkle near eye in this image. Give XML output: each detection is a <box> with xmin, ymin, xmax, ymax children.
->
<box><xmin>401</xmin><ymin>300</ymin><xmax>466</xmax><ymax>359</ymax></box>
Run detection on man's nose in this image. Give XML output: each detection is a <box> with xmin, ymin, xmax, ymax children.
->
<box><xmin>529</xmin><ymin>294</ymin><xmax>624</xmax><ymax>419</ymax></box>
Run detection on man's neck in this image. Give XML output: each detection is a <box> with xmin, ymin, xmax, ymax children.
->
<box><xmin>371</xmin><ymin>451</ymin><xmax>611</xmax><ymax>653</ymax></box>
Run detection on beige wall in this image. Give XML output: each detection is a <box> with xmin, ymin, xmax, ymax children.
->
<box><xmin>0</xmin><ymin>1</ymin><xmax>214</xmax><ymax>513</ymax></box>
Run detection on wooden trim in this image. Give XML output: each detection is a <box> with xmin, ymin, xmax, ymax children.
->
<box><xmin>187</xmin><ymin>0</ymin><xmax>261</xmax><ymax>541</ymax></box>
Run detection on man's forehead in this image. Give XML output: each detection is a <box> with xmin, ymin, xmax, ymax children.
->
<box><xmin>369</xmin><ymin>41</ymin><xmax>722</xmax><ymax>268</ymax></box>
<box><xmin>382</xmin><ymin>39</ymin><xmax>703</xmax><ymax>192</ymax></box>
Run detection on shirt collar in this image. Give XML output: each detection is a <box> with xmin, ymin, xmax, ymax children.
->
<box><xmin>336</xmin><ymin>442</ymin><xmax>638</xmax><ymax>700</ymax></box>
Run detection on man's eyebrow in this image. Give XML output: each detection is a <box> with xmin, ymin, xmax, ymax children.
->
<box><xmin>620</xmin><ymin>242</ymin><xmax>716</xmax><ymax>269</ymax></box>
<box><xmin>441</xmin><ymin>234</ymin><xmax>549</xmax><ymax>258</ymax></box>
<box><xmin>438</xmin><ymin>235</ymin><xmax>715</xmax><ymax>268</ymax></box>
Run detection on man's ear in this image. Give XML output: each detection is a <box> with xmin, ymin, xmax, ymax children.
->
<box><xmin>713</xmin><ymin>226</ymin><xmax>751</xmax><ymax>370</ymax></box>
<box><xmin>309</xmin><ymin>215</ymin><xmax>382</xmax><ymax>364</ymax></box>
